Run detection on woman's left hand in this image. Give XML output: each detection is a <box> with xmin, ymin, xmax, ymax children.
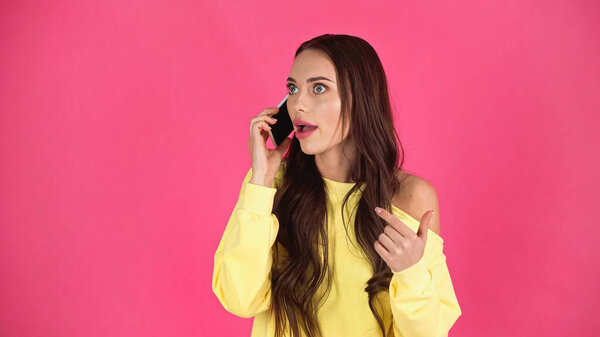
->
<box><xmin>373</xmin><ymin>207</ymin><xmax>435</xmax><ymax>273</ymax></box>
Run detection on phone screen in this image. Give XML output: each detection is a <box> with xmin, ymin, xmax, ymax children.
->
<box><xmin>268</xmin><ymin>94</ymin><xmax>294</xmax><ymax>146</ymax></box>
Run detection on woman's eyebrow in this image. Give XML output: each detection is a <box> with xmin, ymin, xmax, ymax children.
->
<box><xmin>287</xmin><ymin>76</ymin><xmax>335</xmax><ymax>84</ymax></box>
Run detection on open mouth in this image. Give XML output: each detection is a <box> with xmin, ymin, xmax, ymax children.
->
<box><xmin>298</xmin><ymin>125</ymin><xmax>318</xmax><ymax>132</ymax></box>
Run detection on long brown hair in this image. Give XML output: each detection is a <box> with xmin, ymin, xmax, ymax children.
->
<box><xmin>271</xmin><ymin>34</ymin><xmax>407</xmax><ymax>337</ymax></box>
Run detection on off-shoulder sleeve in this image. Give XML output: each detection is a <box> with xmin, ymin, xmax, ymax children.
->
<box><xmin>388</xmin><ymin>222</ymin><xmax>462</xmax><ymax>337</ymax></box>
<box><xmin>211</xmin><ymin>167</ymin><xmax>279</xmax><ymax>318</ymax></box>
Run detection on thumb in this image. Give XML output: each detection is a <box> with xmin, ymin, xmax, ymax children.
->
<box><xmin>417</xmin><ymin>210</ymin><xmax>434</xmax><ymax>241</ymax></box>
<box><xmin>275</xmin><ymin>137</ymin><xmax>292</xmax><ymax>155</ymax></box>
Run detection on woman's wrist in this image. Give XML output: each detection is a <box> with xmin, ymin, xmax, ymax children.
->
<box><xmin>249</xmin><ymin>174</ymin><xmax>274</xmax><ymax>187</ymax></box>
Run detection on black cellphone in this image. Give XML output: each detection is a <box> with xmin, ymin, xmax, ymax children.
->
<box><xmin>268</xmin><ymin>94</ymin><xmax>294</xmax><ymax>146</ymax></box>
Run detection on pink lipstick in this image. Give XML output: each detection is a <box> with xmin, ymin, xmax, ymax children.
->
<box><xmin>296</xmin><ymin>127</ymin><xmax>317</xmax><ymax>139</ymax></box>
<box><xmin>293</xmin><ymin>119</ymin><xmax>318</xmax><ymax>139</ymax></box>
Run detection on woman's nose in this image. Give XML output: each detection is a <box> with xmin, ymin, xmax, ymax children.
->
<box><xmin>293</xmin><ymin>92</ymin><xmax>309</xmax><ymax>113</ymax></box>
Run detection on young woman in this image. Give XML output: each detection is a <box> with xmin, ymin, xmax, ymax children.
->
<box><xmin>212</xmin><ymin>34</ymin><xmax>462</xmax><ymax>337</ymax></box>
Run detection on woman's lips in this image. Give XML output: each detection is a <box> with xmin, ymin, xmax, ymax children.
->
<box><xmin>296</xmin><ymin>126</ymin><xmax>318</xmax><ymax>139</ymax></box>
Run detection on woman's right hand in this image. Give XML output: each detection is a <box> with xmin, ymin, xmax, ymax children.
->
<box><xmin>248</xmin><ymin>107</ymin><xmax>292</xmax><ymax>185</ymax></box>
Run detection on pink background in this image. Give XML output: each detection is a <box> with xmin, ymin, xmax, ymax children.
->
<box><xmin>1</xmin><ymin>1</ymin><xmax>598</xmax><ymax>336</ymax></box>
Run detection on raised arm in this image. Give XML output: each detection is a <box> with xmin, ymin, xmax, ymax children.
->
<box><xmin>389</xmin><ymin>234</ymin><xmax>462</xmax><ymax>337</ymax></box>
<box><xmin>211</xmin><ymin>167</ymin><xmax>280</xmax><ymax>318</ymax></box>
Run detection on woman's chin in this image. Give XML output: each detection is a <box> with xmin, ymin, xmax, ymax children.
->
<box><xmin>299</xmin><ymin>142</ymin><xmax>319</xmax><ymax>155</ymax></box>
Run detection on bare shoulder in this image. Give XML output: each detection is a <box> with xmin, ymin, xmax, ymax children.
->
<box><xmin>392</xmin><ymin>170</ymin><xmax>441</xmax><ymax>236</ymax></box>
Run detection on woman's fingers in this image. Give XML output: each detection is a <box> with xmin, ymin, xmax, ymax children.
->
<box><xmin>257</xmin><ymin>107</ymin><xmax>279</xmax><ymax>117</ymax></box>
<box><xmin>383</xmin><ymin>225</ymin><xmax>404</xmax><ymax>243</ymax></box>
<box><xmin>375</xmin><ymin>207</ymin><xmax>416</xmax><ymax>239</ymax></box>
<box><xmin>251</xmin><ymin>115</ymin><xmax>278</xmax><ymax>124</ymax></box>
<box><xmin>251</xmin><ymin>116</ymin><xmax>278</xmax><ymax>134</ymax></box>
<box><xmin>377</xmin><ymin>232</ymin><xmax>397</xmax><ymax>251</ymax></box>
<box><xmin>374</xmin><ymin>241</ymin><xmax>391</xmax><ymax>261</ymax></box>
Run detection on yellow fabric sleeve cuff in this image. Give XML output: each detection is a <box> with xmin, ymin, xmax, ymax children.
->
<box><xmin>240</xmin><ymin>182</ymin><xmax>277</xmax><ymax>216</ymax></box>
<box><xmin>389</xmin><ymin>256</ymin><xmax>432</xmax><ymax>297</ymax></box>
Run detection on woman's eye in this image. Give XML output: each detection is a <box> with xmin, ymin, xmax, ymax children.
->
<box><xmin>286</xmin><ymin>83</ymin><xmax>327</xmax><ymax>94</ymax></box>
<box><xmin>287</xmin><ymin>84</ymin><xmax>298</xmax><ymax>94</ymax></box>
<box><xmin>314</xmin><ymin>84</ymin><xmax>327</xmax><ymax>93</ymax></box>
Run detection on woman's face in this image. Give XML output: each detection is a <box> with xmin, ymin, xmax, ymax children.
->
<box><xmin>286</xmin><ymin>49</ymin><xmax>350</xmax><ymax>155</ymax></box>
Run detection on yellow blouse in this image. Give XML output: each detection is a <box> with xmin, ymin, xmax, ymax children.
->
<box><xmin>212</xmin><ymin>163</ymin><xmax>461</xmax><ymax>336</ymax></box>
